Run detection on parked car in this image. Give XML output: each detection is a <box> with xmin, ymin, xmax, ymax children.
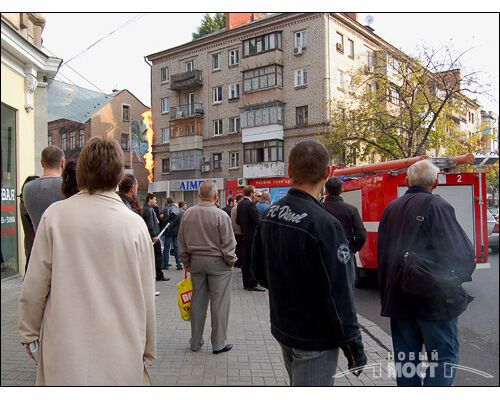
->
<box><xmin>487</xmin><ymin>210</ymin><xmax>499</xmax><ymax>253</ymax></box>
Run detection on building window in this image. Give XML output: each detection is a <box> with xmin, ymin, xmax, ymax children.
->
<box><xmin>228</xmin><ymin>83</ymin><xmax>240</xmax><ymax>100</ymax></box>
<box><xmin>212</xmin><ymin>86</ymin><xmax>222</xmax><ymax>104</ymax></box>
<box><xmin>243</xmin><ymin>140</ymin><xmax>284</xmax><ymax>164</ymax></box>
<box><xmin>388</xmin><ymin>87</ymin><xmax>400</xmax><ymax>105</ymax></box>
<box><xmin>79</xmin><ymin>129</ymin><xmax>85</xmax><ymax>148</ymax></box>
<box><xmin>228</xmin><ymin>117</ymin><xmax>240</xmax><ymax>133</ymax></box>
<box><xmin>212</xmin><ymin>53</ymin><xmax>221</xmax><ymax>70</ymax></box>
<box><xmin>213</xmin><ymin>153</ymin><xmax>222</xmax><ymax>170</ymax></box>
<box><xmin>122</xmin><ymin>105</ymin><xmax>130</xmax><ymax>122</ymax></box>
<box><xmin>185</xmin><ymin>60</ymin><xmax>194</xmax><ymax>72</ymax></box>
<box><xmin>69</xmin><ymin>131</ymin><xmax>76</xmax><ymax>150</ymax></box>
<box><xmin>121</xmin><ymin>133</ymin><xmax>130</xmax><ymax>150</ymax></box>
<box><xmin>213</xmin><ymin>119</ymin><xmax>223</xmax><ymax>136</ymax></box>
<box><xmin>229</xmin><ymin>49</ymin><xmax>240</xmax><ymax>66</ymax></box>
<box><xmin>348</xmin><ymin>39</ymin><xmax>354</xmax><ymax>58</ymax></box>
<box><xmin>170</xmin><ymin>149</ymin><xmax>202</xmax><ymax>171</ymax></box>
<box><xmin>162</xmin><ymin>127</ymin><xmax>170</xmax><ymax>143</ymax></box>
<box><xmin>347</xmin><ymin>74</ymin><xmax>355</xmax><ymax>94</ymax></box>
<box><xmin>60</xmin><ymin>132</ymin><xmax>67</xmax><ymax>150</ymax></box>
<box><xmin>160</xmin><ymin>66</ymin><xmax>170</xmax><ymax>83</ymax></box>
<box><xmin>162</xmin><ymin>158</ymin><xmax>170</xmax><ymax>174</ymax></box>
<box><xmin>337</xmin><ymin>70</ymin><xmax>345</xmax><ymax>90</ymax></box>
<box><xmin>366</xmin><ymin>50</ymin><xmax>375</xmax><ymax>70</ymax></box>
<box><xmin>48</xmin><ymin>133</ymin><xmax>52</xmax><ymax>146</ymax></box>
<box><xmin>294</xmin><ymin>30</ymin><xmax>308</xmax><ymax>51</ymax></box>
<box><xmin>243</xmin><ymin>65</ymin><xmax>283</xmax><ymax>93</ymax></box>
<box><xmin>294</xmin><ymin>69</ymin><xmax>308</xmax><ymax>87</ymax></box>
<box><xmin>240</xmin><ymin>104</ymin><xmax>285</xmax><ymax>129</ymax></box>
<box><xmin>296</xmin><ymin>106</ymin><xmax>308</xmax><ymax>126</ymax></box>
<box><xmin>243</xmin><ymin>31</ymin><xmax>282</xmax><ymax>57</ymax></box>
<box><xmin>229</xmin><ymin>151</ymin><xmax>240</xmax><ymax>169</ymax></box>
<box><xmin>161</xmin><ymin>97</ymin><xmax>169</xmax><ymax>113</ymax></box>
<box><xmin>336</xmin><ymin>32</ymin><xmax>344</xmax><ymax>53</ymax></box>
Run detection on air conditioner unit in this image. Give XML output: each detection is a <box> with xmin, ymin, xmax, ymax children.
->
<box><xmin>237</xmin><ymin>178</ymin><xmax>247</xmax><ymax>187</ymax></box>
<box><xmin>336</xmin><ymin>43</ymin><xmax>343</xmax><ymax>52</ymax></box>
<box><xmin>293</xmin><ymin>47</ymin><xmax>303</xmax><ymax>55</ymax></box>
<box><xmin>201</xmin><ymin>155</ymin><xmax>210</xmax><ymax>163</ymax></box>
<box><xmin>201</xmin><ymin>165</ymin><xmax>211</xmax><ymax>172</ymax></box>
<box><xmin>176</xmin><ymin>111</ymin><xmax>183</xmax><ymax>118</ymax></box>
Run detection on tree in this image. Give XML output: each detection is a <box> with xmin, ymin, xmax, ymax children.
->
<box><xmin>322</xmin><ymin>45</ymin><xmax>491</xmax><ymax>164</ymax></box>
<box><xmin>192</xmin><ymin>13</ymin><xmax>226</xmax><ymax>40</ymax></box>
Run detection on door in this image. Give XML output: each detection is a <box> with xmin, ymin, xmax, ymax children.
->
<box><xmin>186</xmin><ymin>93</ymin><xmax>194</xmax><ymax>115</ymax></box>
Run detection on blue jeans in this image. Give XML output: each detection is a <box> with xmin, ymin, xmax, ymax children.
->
<box><xmin>280</xmin><ymin>342</ymin><xmax>339</xmax><ymax>386</ymax></box>
<box><xmin>390</xmin><ymin>317</ymin><xmax>459</xmax><ymax>386</ymax></box>
<box><xmin>163</xmin><ymin>235</ymin><xmax>181</xmax><ymax>268</ymax></box>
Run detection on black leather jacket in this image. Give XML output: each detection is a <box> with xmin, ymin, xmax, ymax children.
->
<box><xmin>253</xmin><ymin>188</ymin><xmax>365</xmax><ymax>356</ymax></box>
<box><xmin>141</xmin><ymin>204</ymin><xmax>160</xmax><ymax>238</ymax></box>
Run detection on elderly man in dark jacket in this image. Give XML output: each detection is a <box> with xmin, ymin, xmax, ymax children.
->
<box><xmin>253</xmin><ymin>140</ymin><xmax>366</xmax><ymax>386</ymax></box>
<box><xmin>378</xmin><ymin>159</ymin><xmax>475</xmax><ymax>386</ymax></box>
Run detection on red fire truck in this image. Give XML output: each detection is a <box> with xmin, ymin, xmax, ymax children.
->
<box><xmin>333</xmin><ymin>154</ymin><xmax>493</xmax><ymax>286</ymax></box>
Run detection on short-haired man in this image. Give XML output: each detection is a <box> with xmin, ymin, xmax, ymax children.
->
<box><xmin>323</xmin><ymin>176</ymin><xmax>367</xmax><ymax>287</ymax></box>
<box><xmin>222</xmin><ymin>197</ymin><xmax>235</xmax><ymax>218</ymax></box>
<box><xmin>253</xmin><ymin>140</ymin><xmax>366</xmax><ymax>386</ymax></box>
<box><xmin>178</xmin><ymin>181</ymin><xmax>236</xmax><ymax>354</ymax></box>
<box><xmin>142</xmin><ymin>193</ymin><xmax>169</xmax><ymax>282</ymax></box>
<box><xmin>23</xmin><ymin>145</ymin><xmax>65</xmax><ymax>232</ymax></box>
<box><xmin>378</xmin><ymin>159</ymin><xmax>475</xmax><ymax>386</ymax></box>
<box><xmin>256</xmin><ymin>191</ymin><xmax>271</xmax><ymax>217</ymax></box>
<box><xmin>236</xmin><ymin>185</ymin><xmax>265</xmax><ymax>292</ymax></box>
<box><xmin>231</xmin><ymin>194</ymin><xmax>244</xmax><ymax>269</ymax></box>
<box><xmin>160</xmin><ymin>197</ymin><xmax>182</xmax><ymax>270</ymax></box>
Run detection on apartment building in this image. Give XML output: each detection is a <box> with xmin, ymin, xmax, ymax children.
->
<box><xmin>146</xmin><ymin>12</ymin><xmax>480</xmax><ymax>204</ymax></box>
<box><xmin>481</xmin><ymin>110</ymin><xmax>498</xmax><ymax>154</ymax></box>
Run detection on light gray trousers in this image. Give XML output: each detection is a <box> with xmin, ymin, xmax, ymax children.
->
<box><xmin>189</xmin><ymin>256</ymin><xmax>232</xmax><ymax>352</ymax></box>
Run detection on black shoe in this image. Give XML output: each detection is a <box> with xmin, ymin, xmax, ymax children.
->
<box><xmin>162</xmin><ymin>267</ymin><xmax>169</xmax><ymax>270</ymax></box>
<box><xmin>213</xmin><ymin>344</ymin><xmax>233</xmax><ymax>354</ymax></box>
<box><xmin>156</xmin><ymin>277</ymin><xmax>170</xmax><ymax>281</ymax></box>
<box><xmin>246</xmin><ymin>286</ymin><xmax>266</xmax><ymax>292</ymax></box>
<box><xmin>176</xmin><ymin>265</ymin><xmax>183</xmax><ymax>270</ymax></box>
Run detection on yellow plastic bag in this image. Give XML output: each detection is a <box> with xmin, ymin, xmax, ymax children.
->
<box><xmin>177</xmin><ymin>271</ymin><xmax>192</xmax><ymax>321</ymax></box>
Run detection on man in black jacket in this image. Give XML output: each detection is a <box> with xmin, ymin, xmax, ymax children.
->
<box><xmin>378</xmin><ymin>159</ymin><xmax>475</xmax><ymax>386</ymax></box>
<box><xmin>323</xmin><ymin>176</ymin><xmax>367</xmax><ymax>288</ymax></box>
<box><xmin>142</xmin><ymin>193</ymin><xmax>170</xmax><ymax>282</ymax></box>
<box><xmin>236</xmin><ymin>185</ymin><xmax>265</xmax><ymax>292</ymax></box>
<box><xmin>253</xmin><ymin>140</ymin><xmax>366</xmax><ymax>386</ymax></box>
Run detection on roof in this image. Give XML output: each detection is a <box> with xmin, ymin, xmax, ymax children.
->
<box><xmin>48</xmin><ymin>79</ymin><xmax>116</xmax><ymax>123</ymax></box>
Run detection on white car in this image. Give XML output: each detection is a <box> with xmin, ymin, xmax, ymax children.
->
<box><xmin>487</xmin><ymin>210</ymin><xmax>499</xmax><ymax>253</ymax></box>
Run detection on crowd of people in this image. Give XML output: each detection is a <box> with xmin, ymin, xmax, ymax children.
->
<box><xmin>17</xmin><ymin>138</ymin><xmax>475</xmax><ymax>387</ymax></box>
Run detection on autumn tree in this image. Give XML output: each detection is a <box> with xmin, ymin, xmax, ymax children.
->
<box><xmin>322</xmin><ymin>45</ymin><xmax>491</xmax><ymax>165</ymax></box>
<box><xmin>192</xmin><ymin>13</ymin><xmax>226</xmax><ymax>40</ymax></box>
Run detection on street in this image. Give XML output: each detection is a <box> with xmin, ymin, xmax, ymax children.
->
<box><xmin>355</xmin><ymin>252</ymin><xmax>499</xmax><ymax>386</ymax></box>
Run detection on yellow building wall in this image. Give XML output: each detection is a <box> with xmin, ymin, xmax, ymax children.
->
<box><xmin>1</xmin><ymin>63</ymin><xmax>36</xmax><ymax>275</ymax></box>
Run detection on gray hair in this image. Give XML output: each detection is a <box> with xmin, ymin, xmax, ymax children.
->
<box><xmin>407</xmin><ymin>159</ymin><xmax>440</xmax><ymax>187</ymax></box>
<box><xmin>199</xmin><ymin>180</ymin><xmax>218</xmax><ymax>200</ymax></box>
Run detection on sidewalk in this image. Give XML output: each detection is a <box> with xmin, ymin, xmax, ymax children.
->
<box><xmin>1</xmin><ymin>266</ymin><xmax>395</xmax><ymax>386</ymax></box>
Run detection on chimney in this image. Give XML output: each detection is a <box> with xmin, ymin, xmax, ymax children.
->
<box><xmin>225</xmin><ymin>13</ymin><xmax>266</xmax><ymax>30</ymax></box>
<box><xmin>344</xmin><ymin>13</ymin><xmax>358</xmax><ymax>22</ymax></box>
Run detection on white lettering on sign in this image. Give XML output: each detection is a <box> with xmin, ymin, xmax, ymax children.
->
<box><xmin>173</xmin><ymin>179</ymin><xmax>223</xmax><ymax>192</ymax></box>
<box><xmin>268</xmin><ymin>204</ymin><xmax>307</xmax><ymax>224</ymax></box>
<box><xmin>1</xmin><ymin>188</ymin><xmax>16</xmax><ymax>201</ymax></box>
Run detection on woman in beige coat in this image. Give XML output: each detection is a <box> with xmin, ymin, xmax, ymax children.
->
<box><xmin>19</xmin><ymin>137</ymin><xmax>156</xmax><ymax>386</ymax></box>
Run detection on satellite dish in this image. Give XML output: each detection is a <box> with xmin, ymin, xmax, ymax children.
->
<box><xmin>365</xmin><ymin>14</ymin><xmax>374</xmax><ymax>27</ymax></box>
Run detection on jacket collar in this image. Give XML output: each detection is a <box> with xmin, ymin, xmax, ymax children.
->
<box><xmin>406</xmin><ymin>186</ymin><xmax>432</xmax><ymax>195</ymax></box>
<box><xmin>324</xmin><ymin>194</ymin><xmax>344</xmax><ymax>203</ymax></box>
<box><xmin>197</xmin><ymin>200</ymin><xmax>217</xmax><ymax>207</ymax></box>
<box><xmin>289</xmin><ymin>188</ymin><xmax>322</xmax><ymax>207</ymax></box>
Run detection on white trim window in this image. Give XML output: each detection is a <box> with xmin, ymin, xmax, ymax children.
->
<box><xmin>336</xmin><ymin>32</ymin><xmax>344</xmax><ymax>53</ymax></box>
<box><xmin>228</xmin><ymin>83</ymin><xmax>240</xmax><ymax>100</ymax></box>
<box><xmin>161</xmin><ymin>97</ymin><xmax>169</xmax><ymax>113</ymax></box>
<box><xmin>212</xmin><ymin>53</ymin><xmax>221</xmax><ymax>71</ymax></box>
<box><xmin>294</xmin><ymin>30</ymin><xmax>308</xmax><ymax>51</ymax></box>
<box><xmin>229</xmin><ymin>49</ymin><xmax>240</xmax><ymax>66</ymax></box>
<box><xmin>79</xmin><ymin>129</ymin><xmax>85</xmax><ymax>148</ymax></box>
<box><xmin>337</xmin><ymin>70</ymin><xmax>345</xmax><ymax>91</ymax></box>
<box><xmin>122</xmin><ymin>104</ymin><xmax>130</xmax><ymax>122</ymax></box>
<box><xmin>348</xmin><ymin>39</ymin><xmax>354</xmax><ymax>58</ymax></box>
<box><xmin>162</xmin><ymin>158</ymin><xmax>170</xmax><ymax>174</ymax></box>
<box><xmin>229</xmin><ymin>151</ymin><xmax>240</xmax><ymax>169</ymax></box>
<box><xmin>48</xmin><ymin>133</ymin><xmax>52</xmax><ymax>146</ymax></box>
<box><xmin>213</xmin><ymin>152</ymin><xmax>222</xmax><ymax>170</ymax></box>
<box><xmin>160</xmin><ymin>66</ymin><xmax>170</xmax><ymax>83</ymax></box>
<box><xmin>213</xmin><ymin>119</ymin><xmax>223</xmax><ymax>136</ymax></box>
<box><xmin>69</xmin><ymin>131</ymin><xmax>76</xmax><ymax>150</ymax></box>
<box><xmin>185</xmin><ymin>60</ymin><xmax>194</xmax><ymax>72</ymax></box>
<box><xmin>161</xmin><ymin>127</ymin><xmax>170</xmax><ymax>143</ymax></box>
<box><xmin>212</xmin><ymin>86</ymin><xmax>223</xmax><ymax>104</ymax></box>
<box><xmin>228</xmin><ymin>116</ymin><xmax>240</xmax><ymax>133</ymax></box>
<box><xmin>294</xmin><ymin>69</ymin><xmax>308</xmax><ymax>87</ymax></box>
<box><xmin>60</xmin><ymin>132</ymin><xmax>67</xmax><ymax>150</ymax></box>
<box><xmin>121</xmin><ymin>133</ymin><xmax>130</xmax><ymax>150</ymax></box>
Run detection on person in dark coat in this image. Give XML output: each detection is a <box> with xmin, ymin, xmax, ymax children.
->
<box><xmin>142</xmin><ymin>193</ymin><xmax>169</xmax><ymax>282</ymax></box>
<box><xmin>377</xmin><ymin>159</ymin><xmax>475</xmax><ymax>386</ymax></box>
<box><xmin>222</xmin><ymin>197</ymin><xmax>235</xmax><ymax>218</ymax></box>
<box><xmin>160</xmin><ymin>197</ymin><xmax>183</xmax><ymax>270</ymax></box>
<box><xmin>117</xmin><ymin>174</ymin><xmax>141</xmax><ymax>215</ymax></box>
<box><xmin>236</xmin><ymin>185</ymin><xmax>265</xmax><ymax>292</ymax></box>
<box><xmin>61</xmin><ymin>160</ymin><xmax>79</xmax><ymax>199</ymax></box>
<box><xmin>19</xmin><ymin>175</ymin><xmax>39</xmax><ymax>273</ymax></box>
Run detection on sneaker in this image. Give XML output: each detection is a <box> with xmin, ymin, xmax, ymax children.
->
<box><xmin>155</xmin><ymin>291</ymin><xmax>160</xmax><ymax>296</ymax></box>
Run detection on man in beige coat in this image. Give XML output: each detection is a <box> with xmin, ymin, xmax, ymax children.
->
<box><xmin>18</xmin><ymin>137</ymin><xmax>156</xmax><ymax>386</ymax></box>
<box><xmin>178</xmin><ymin>180</ymin><xmax>237</xmax><ymax>354</ymax></box>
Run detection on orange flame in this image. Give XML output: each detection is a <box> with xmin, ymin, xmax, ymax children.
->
<box><xmin>141</xmin><ymin>110</ymin><xmax>154</xmax><ymax>183</ymax></box>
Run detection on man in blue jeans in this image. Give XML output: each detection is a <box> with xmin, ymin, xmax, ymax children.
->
<box><xmin>378</xmin><ymin>160</ymin><xmax>475</xmax><ymax>386</ymax></box>
<box><xmin>160</xmin><ymin>197</ymin><xmax>183</xmax><ymax>270</ymax></box>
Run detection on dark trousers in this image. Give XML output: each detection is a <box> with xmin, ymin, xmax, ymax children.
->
<box><xmin>240</xmin><ymin>236</ymin><xmax>257</xmax><ymax>289</ymax></box>
<box><xmin>234</xmin><ymin>234</ymin><xmax>243</xmax><ymax>268</ymax></box>
<box><xmin>390</xmin><ymin>317</ymin><xmax>459</xmax><ymax>386</ymax></box>
<box><xmin>154</xmin><ymin>241</ymin><xmax>164</xmax><ymax>280</ymax></box>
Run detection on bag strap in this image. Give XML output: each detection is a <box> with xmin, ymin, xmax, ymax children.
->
<box><xmin>407</xmin><ymin>195</ymin><xmax>434</xmax><ymax>250</ymax></box>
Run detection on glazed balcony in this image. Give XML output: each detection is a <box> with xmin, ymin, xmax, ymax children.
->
<box><xmin>170</xmin><ymin>103</ymin><xmax>204</xmax><ymax>120</ymax></box>
<box><xmin>170</xmin><ymin>70</ymin><xmax>203</xmax><ymax>91</ymax></box>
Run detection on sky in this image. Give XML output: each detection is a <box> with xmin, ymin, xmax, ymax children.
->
<box><xmin>40</xmin><ymin>12</ymin><xmax>499</xmax><ymax>113</ymax></box>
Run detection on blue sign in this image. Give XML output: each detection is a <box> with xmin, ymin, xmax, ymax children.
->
<box><xmin>270</xmin><ymin>187</ymin><xmax>291</xmax><ymax>204</ymax></box>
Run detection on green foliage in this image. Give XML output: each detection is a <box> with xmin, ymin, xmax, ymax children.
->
<box><xmin>192</xmin><ymin>13</ymin><xmax>226</xmax><ymax>40</ymax></box>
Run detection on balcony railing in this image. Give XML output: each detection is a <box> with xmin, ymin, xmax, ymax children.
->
<box><xmin>170</xmin><ymin>70</ymin><xmax>203</xmax><ymax>91</ymax></box>
<box><xmin>170</xmin><ymin>103</ymin><xmax>204</xmax><ymax>120</ymax></box>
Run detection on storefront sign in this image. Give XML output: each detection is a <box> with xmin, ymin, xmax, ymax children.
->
<box><xmin>171</xmin><ymin>178</ymin><xmax>224</xmax><ymax>192</ymax></box>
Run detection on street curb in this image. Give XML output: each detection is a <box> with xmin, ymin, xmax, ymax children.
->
<box><xmin>357</xmin><ymin>314</ymin><xmax>393</xmax><ymax>352</ymax></box>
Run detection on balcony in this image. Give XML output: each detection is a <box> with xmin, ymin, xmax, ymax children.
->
<box><xmin>243</xmin><ymin>161</ymin><xmax>285</xmax><ymax>179</ymax></box>
<box><xmin>241</xmin><ymin>49</ymin><xmax>283</xmax><ymax>72</ymax></box>
<box><xmin>170</xmin><ymin>70</ymin><xmax>203</xmax><ymax>91</ymax></box>
<box><xmin>170</xmin><ymin>103</ymin><xmax>204</xmax><ymax>120</ymax></box>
